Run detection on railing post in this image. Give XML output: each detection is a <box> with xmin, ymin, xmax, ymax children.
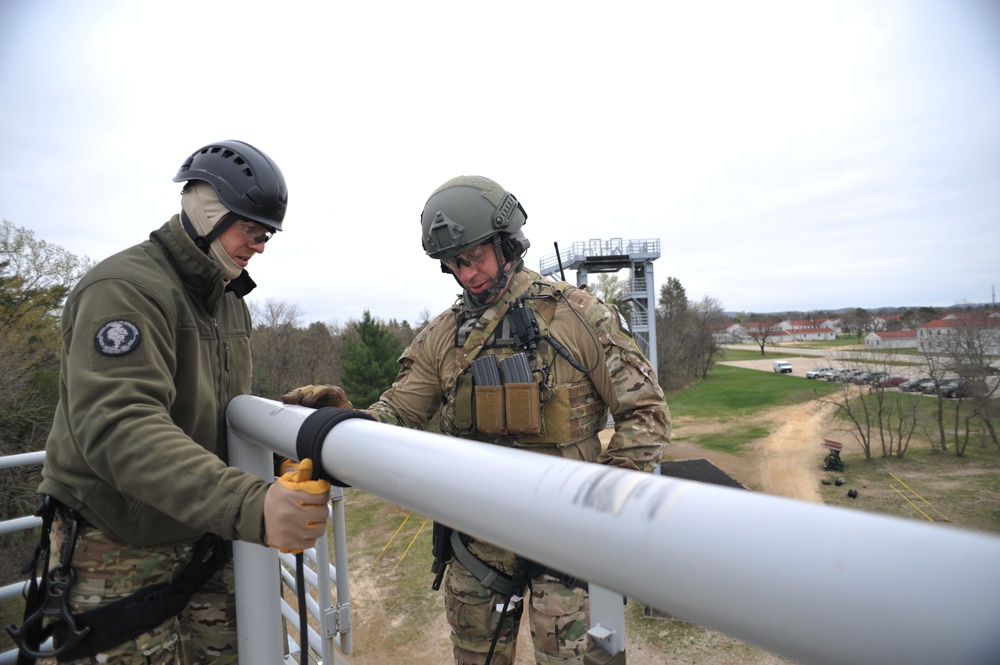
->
<box><xmin>227</xmin><ymin>429</ymin><xmax>285</xmax><ymax>665</ymax></box>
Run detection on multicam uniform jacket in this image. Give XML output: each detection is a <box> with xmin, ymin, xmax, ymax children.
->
<box><xmin>364</xmin><ymin>268</ymin><xmax>670</xmax><ymax>470</ymax></box>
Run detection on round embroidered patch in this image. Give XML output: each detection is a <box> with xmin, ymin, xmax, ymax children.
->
<box><xmin>95</xmin><ymin>320</ymin><xmax>142</xmax><ymax>356</ymax></box>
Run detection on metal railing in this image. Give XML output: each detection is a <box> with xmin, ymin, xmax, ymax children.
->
<box><xmin>0</xmin><ymin>449</ymin><xmax>350</xmax><ymax>665</ymax></box>
<box><xmin>228</xmin><ymin>395</ymin><xmax>1000</xmax><ymax>665</ymax></box>
<box><xmin>0</xmin><ymin>451</ymin><xmax>46</xmax><ymax>665</ymax></box>
<box><xmin>538</xmin><ymin>238</ymin><xmax>661</xmax><ymax>275</ymax></box>
<box><xmin>7</xmin><ymin>397</ymin><xmax>1000</xmax><ymax>665</ymax></box>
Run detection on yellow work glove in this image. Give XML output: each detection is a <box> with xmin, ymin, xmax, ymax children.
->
<box><xmin>263</xmin><ymin>458</ymin><xmax>331</xmax><ymax>553</ymax></box>
<box><xmin>281</xmin><ymin>384</ymin><xmax>354</xmax><ymax>409</ymax></box>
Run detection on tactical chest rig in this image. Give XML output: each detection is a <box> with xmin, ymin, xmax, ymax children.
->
<box><xmin>441</xmin><ymin>280</ymin><xmax>606</xmax><ymax>449</ymax></box>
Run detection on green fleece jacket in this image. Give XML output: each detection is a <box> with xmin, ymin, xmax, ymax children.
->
<box><xmin>39</xmin><ymin>215</ymin><xmax>268</xmax><ymax>547</ymax></box>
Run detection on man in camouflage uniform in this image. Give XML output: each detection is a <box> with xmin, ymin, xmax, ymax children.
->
<box><xmin>284</xmin><ymin>175</ymin><xmax>670</xmax><ymax>665</ymax></box>
<box><xmin>23</xmin><ymin>142</ymin><xmax>329</xmax><ymax>665</ymax></box>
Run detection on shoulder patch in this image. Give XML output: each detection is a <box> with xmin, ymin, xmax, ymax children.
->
<box><xmin>95</xmin><ymin>319</ymin><xmax>142</xmax><ymax>356</ymax></box>
<box><xmin>613</xmin><ymin>306</ymin><xmax>634</xmax><ymax>338</ymax></box>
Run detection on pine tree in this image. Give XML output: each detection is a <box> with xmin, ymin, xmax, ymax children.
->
<box><xmin>340</xmin><ymin>310</ymin><xmax>404</xmax><ymax>408</ymax></box>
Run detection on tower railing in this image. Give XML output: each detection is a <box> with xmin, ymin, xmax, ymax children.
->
<box><xmin>5</xmin><ymin>397</ymin><xmax>1000</xmax><ymax>665</ymax></box>
<box><xmin>226</xmin><ymin>396</ymin><xmax>1000</xmax><ymax>665</ymax></box>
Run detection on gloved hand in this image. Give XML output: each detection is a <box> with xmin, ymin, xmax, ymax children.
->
<box><xmin>281</xmin><ymin>384</ymin><xmax>354</xmax><ymax>409</ymax></box>
<box><xmin>263</xmin><ymin>458</ymin><xmax>331</xmax><ymax>553</ymax></box>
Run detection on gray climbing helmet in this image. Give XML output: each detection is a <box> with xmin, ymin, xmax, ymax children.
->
<box><xmin>420</xmin><ymin>175</ymin><xmax>529</xmax><ymax>261</ymax></box>
<box><xmin>173</xmin><ymin>140</ymin><xmax>287</xmax><ymax>231</ymax></box>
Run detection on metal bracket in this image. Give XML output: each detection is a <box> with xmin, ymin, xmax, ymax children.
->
<box><xmin>585</xmin><ymin>625</ymin><xmax>626</xmax><ymax>664</ymax></box>
<box><xmin>324</xmin><ymin>602</ymin><xmax>351</xmax><ymax>639</ymax></box>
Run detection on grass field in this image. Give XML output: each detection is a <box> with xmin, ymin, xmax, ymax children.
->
<box><xmin>668</xmin><ymin>364</ymin><xmax>841</xmax><ymax>419</ymax></box>
<box><xmin>819</xmin><ymin>445</ymin><xmax>1000</xmax><ymax>534</ymax></box>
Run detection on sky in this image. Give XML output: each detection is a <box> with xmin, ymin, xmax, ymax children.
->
<box><xmin>1</xmin><ymin>0</ymin><xmax>998</xmax><ymax>327</ymax></box>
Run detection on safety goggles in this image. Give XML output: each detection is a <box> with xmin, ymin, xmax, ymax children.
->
<box><xmin>237</xmin><ymin>220</ymin><xmax>275</xmax><ymax>244</ymax></box>
<box><xmin>442</xmin><ymin>242</ymin><xmax>494</xmax><ymax>273</ymax></box>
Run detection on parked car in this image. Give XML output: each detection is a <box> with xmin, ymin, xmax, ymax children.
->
<box><xmin>940</xmin><ymin>379</ymin><xmax>970</xmax><ymax>398</ymax></box>
<box><xmin>773</xmin><ymin>360</ymin><xmax>793</xmax><ymax>374</ymax></box>
<box><xmin>875</xmin><ymin>375</ymin><xmax>907</xmax><ymax>388</ymax></box>
<box><xmin>806</xmin><ymin>366</ymin><xmax>835</xmax><ymax>379</ymax></box>
<box><xmin>864</xmin><ymin>372</ymin><xmax>890</xmax><ymax>385</ymax></box>
<box><xmin>941</xmin><ymin>378</ymin><xmax>982</xmax><ymax>397</ymax></box>
<box><xmin>920</xmin><ymin>378</ymin><xmax>949</xmax><ymax>395</ymax></box>
<box><xmin>831</xmin><ymin>369</ymin><xmax>861</xmax><ymax>382</ymax></box>
<box><xmin>818</xmin><ymin>368</ymin><xmax>839</xmax><ymax>380</ymax></box>
<box><xmin>899</xmin><ymin>377</ymin><xmax>930</xmax><ymax>392</ymax></box>
<box><xmin>851</xmin><ymin>372</ymin><xmax>875</xmax><ymax>385</ymax></box>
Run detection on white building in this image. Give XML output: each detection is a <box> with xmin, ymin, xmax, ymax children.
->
<box><xmin>865</xmin><ymin>330</ymin><xmax>918</xmax><ymax>349</ymax></box>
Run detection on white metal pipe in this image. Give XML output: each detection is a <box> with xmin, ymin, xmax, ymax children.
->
<box><xmin>0</xmin><ymin>450</ymin><xmax>44</xmax><ymax>470</ymax></box>
<box><xmin>0</xmin><ymin>515</ymin><xmax>41</xmax><ymax>536</ymax></box>
<box><xmin>227</xmin><ymin>396</ymin><xmax>1000</xmax><ymax>665</ymax></box>
<box><xmin>226</xmin><ymin>428</ymin><xmax>285</xmax><ymax>665</ymax></box>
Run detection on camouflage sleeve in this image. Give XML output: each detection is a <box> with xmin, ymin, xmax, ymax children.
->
<box><xmin>600</xmin><ymin>338</ymin><xmax>671</xmax><ymax>472</ymax></box>
<box><xmin>361</xmin><ymin>310</ymin><xmax>454</xmax><ymax>429</ymax></box>
<box><xmin>568</xmin><ymin>289</ymin><xmax>671</xmax><ymax>472</ymax></box>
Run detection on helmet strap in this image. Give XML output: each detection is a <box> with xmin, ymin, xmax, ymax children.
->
<box><xmin>462</xmin><ymin>236</ymin><xmax>520</xmax><ymax>308</ymax></box>
<box><xmin>181</xmin><ymin>211</ymin><xmax>238</xmax><ymax>254</ymax></box>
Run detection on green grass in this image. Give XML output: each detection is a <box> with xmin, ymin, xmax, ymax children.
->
<box><xmin>693</xmin><ymin>424</ymin><xmax>770</xmax><ymax>453</ymax></box>
<box><xmin>717</xmin><ymin>347</ymin><xmax>800</xmax><ymax>361</ymax></box>
<box><xmin>782</xmin><ymin>336</ymin><xmax>862</xmax><ymax>349</ymax></box>
<box><xmin>667</xmin><ymin>365</ymin><xmax>840</xmax><ymax>419</ymax></box>
<box><xmin>830</xmin><ymin>388</ymin><xmax>997</xmax><ymax>453</ymax></box>
<box><xmin>819</xmin><ymin>445</ymin><xmax>1000</xmax><ymax>535</ymax></box>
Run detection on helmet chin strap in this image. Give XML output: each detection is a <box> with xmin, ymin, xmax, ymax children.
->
<box><xmin>456</xmin><ymin>237</ymin><xmax>519</xmax><ymax>309</ymax></box>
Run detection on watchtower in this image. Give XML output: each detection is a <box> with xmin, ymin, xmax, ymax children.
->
<box><xmin>539</xmin><ymin>238</ymin><xmax>660</xmax><ymax>371</ymax></box>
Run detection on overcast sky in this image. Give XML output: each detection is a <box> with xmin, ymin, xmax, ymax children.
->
<box><xmin>2</xmin><ymin>0</ymin><xmax>998</xmax><ymax>327</ymax></box>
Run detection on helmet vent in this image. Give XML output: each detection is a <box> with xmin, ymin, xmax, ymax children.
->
<box><xmin>493</xmin><ymin>193</ymin><xmax>519</xmax><ymax>229</ymax></box>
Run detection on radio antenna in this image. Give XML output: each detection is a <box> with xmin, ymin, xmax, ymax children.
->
<box><xmin>554</xmin><ymin>242</ymin><xmax>566</xmax><ymax>281</ymax></box>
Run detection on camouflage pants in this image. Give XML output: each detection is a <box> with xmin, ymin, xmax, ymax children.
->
<box><xmin>42</xmin><ymin>515</ymin><xmax>238</xmax><ymax>665</ymax></box>
<box><xmin>444</xmin><ymin>539</ymin><xmax>589</xmax><ymax>665</ymax></box>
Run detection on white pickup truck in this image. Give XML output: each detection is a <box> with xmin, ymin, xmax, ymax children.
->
<box><xmin>773</xmin><ymin>360</ymin><xmax>793</xmax><ymax>374</ymax></box>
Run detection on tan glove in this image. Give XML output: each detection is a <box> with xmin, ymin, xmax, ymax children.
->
<box><xmin>281</xmin><ymin>384</ymin><xmax>354</xmax><ymax>409</ymax></box>
<box><xmin>263</xmin><ymin>458</ymin><xmax>330</xmax><ymax>553</ymax></box>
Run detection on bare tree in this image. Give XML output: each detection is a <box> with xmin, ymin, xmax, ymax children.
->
<box><xmin>248</xmin><ymin>300</ymin><xmax>346</xmax><ymax>398</ymax></box>
<box><xmin>740</xmin><ymin>315</ymin><xmax>781</xmax><ymax>356</ymax></box>
<box><xmin>942</xmin><ymin>311</ymin><xmax>1000</xmax><ymax>452</ymax></box>
<box><xmin>691</xmin><ymin>296</ymin><xmax>726</xmax><ymax>379</ymax></box>
<box><xmin>655</xmin><ymin>279</ymin><xmax>725</xmax><ymax>390</ymax></box>
<box><xmin>818</xmin><ymin>351</ymin><xmax>920</xmax><ymax>459</ymax></box>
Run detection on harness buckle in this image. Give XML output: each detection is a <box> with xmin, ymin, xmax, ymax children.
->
<box><xmin>6</xmin><ymin>515</ymin><xmax>92</xmax><ymax>659</ymax></box>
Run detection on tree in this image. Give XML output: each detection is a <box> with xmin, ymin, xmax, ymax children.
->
<box><xmin>655</xmin><ymin>278</ymin><xmax>724</xmax><ymax>391</ymax></box>
<box><xmin>658</xmin><ymin>277</ymin><xmax>687</xmax><ymax>321</ymax></box>
<box><xmin>690</xmin><ymin>296</ymin><xmax>726</xmax><ymax>379</ymax></box>
<box><xmin>0</xmin><ymin>221</ymin><xmax>92</xmax><ymax>580</ymax></box>
<box><xmin>592</xmin><ymin>273</ymin><xmax>633</xmax><ymax>321</ymax></box>
<box><xmin>340</xmin><ymin>310</ymin><xmax>404</xmax><ymax>407</ymax></box>
<box><xmin>818</xmin><ymin>351</ymin><xmax>920</xmax><ymax>459</ymax></box>
<box><xmin>937</xmin><ymin>312</ymin><xmax>1000</xmax><ymax>453</ymax></box>
<box><xmin>740</xmin><ymin>314</ymin><xmax>780</xmax><ymax>356</ymax></box>
<box><xmin>249</xmin><ymin>300</ymin><xmax>348</xmax><ymax>398</ymax></box>
<box><xmin>842</xmin><ymin>307</ymin><xmax>872</xmax><ymax>338</ymax></box>
<box><xmin>0</xmin><ymin>221</ymin><xmax>93</xmax><ymax>454</ymax></box>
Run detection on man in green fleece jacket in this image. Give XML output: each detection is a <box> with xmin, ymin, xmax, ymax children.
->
<box><xmin>31</xmin><ymin>141</ymin><xmax>326</xmax><ymax>664</ymax></box>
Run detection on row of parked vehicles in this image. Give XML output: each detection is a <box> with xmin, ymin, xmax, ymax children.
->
<box><xmin>804</xmin><ymin>366</ymin><xmax>972</xmax><ymax>398</ymax></box>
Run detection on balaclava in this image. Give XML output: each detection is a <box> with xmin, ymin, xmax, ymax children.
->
<box><xmin>181</xmin><ymin>181</ymin><xmax>243</xmax><ymax>280</ymax></box>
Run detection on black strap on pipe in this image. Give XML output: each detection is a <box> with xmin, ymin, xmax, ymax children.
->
<box><xmin>293</xmin><ymin>406</ymin><xmax>375</xmax><ymax>663</ymax></box>
<box><xmin>295</xmin><ymin>407</ymin><xmax>376</xmax><ymax>487</ymax></box>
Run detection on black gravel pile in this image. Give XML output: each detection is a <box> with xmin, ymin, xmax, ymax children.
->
<box><xmin>660</xmin><ymin>458</ymin><xmax>748</xmax><ymax>490</ymax></box>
